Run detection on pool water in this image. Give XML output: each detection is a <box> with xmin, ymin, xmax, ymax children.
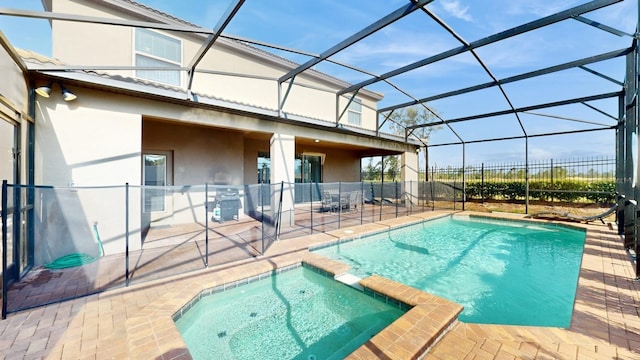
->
<box><xmin>175</xmin><ymin>266</ymin><xmax>405</xmax><ymax>360</ymax></box>
<box><xmin>313</xmin><ymin>215</ymin><xmax>585</xmax><ymax>327</ymax></box>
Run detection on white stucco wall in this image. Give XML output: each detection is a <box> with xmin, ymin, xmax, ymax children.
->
<box><xmin>142</xmin><ymin>119</ymin><xmax>247</xmax><ymax>226</ymax></box>
<box><xmin>29</xmin><ymin>77</ymin><xmax>413</xmax><ymax>253</ymax></box>
<box><xmin>51</xmin><ymin>1</ymin><xmax>133</xmax><ymax>79</ymax></box>
<box><xmin>270</xmin><ymin>133</ymin><xmax>295</xmax><ymax>225</ymax></box>
<box><xmin>402</xmin><ymin>150</ymin><xmax>419</xmax><ymax>207</ymax></box>
<box><xmin>0</xmin><ymin>33</ymin><xmax>29</xmax><ymax>185</ymax></box>
<box><xmin>34</xmin><ymin>87</ymin><xmax>143</xmax><ymax>255</ymax></box>
<box><xmin>49</xmin><ymin>0</ymin><xmax>382</xmax><ymax>131</ymax></box>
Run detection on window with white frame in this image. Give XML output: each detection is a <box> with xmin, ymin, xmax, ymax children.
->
<box><xmin>347</xmin><ymin>98</ymin><xmax>362</xmax><ymax>126</ymax></box>
<box><xmin>135</xmin><ymin>28</ymin><xmax>182</xmax><ymax>86</ymax></box>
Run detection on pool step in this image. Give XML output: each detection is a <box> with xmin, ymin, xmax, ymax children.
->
<box><xmin>335</xmin><ymin>273</ymin><xmax>363</xmax><ymax>290</ymax></box>
<box><xmin>327</xmin><ymin>319</ymin><xmax>383</xmax><ymax>360</ymax></box>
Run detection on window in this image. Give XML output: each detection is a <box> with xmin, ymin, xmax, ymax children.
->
<box><xmin>347</xmin><ymin>98</ymin><xmax>362</xmax><ymax>126</ymax></box>
<box><xmin>257</xmin><ymin>152</ymin><xmax>270</xmax><ymax>184</ymax></box>
<box><xmin>143</xmin><ymin>154</ymin><xmax>168</xmax><ymax>212</ymax></box>
<box><xmin>135</xmin><ymin>28</ymin><xmax>182</xmax><ymax>86</ymax></box>
<box><xmin>295</xmin><ymin>153</ymin><xmax>324</xmax><ymax>183</ymax></box>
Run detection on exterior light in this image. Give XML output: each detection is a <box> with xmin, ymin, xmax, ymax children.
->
<box><xmin>35</xmin><ymin>83</ymin><xmax>52</xmax><ymax>98</ymax></box>
<box><xmin>314</xmin><ymin>139</ymin><xmax>320</xmax><ymax>143</ymax></box>
<box><xmin>61</xmin><ymin>86</ymin><xmax>77</xmax><ymax>102</ymax></box>
<box><xmin>35</xmin><ymin>82</ymin><xmax>77</xmax><ymax>101</ymax></box>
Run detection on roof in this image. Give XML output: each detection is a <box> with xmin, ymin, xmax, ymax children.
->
<box><xmin>23</xmin><ymin>0</ymin><xmax>632</xmax><ymax>161</ymax></box>
<box><xmin>18</xmin><ymin>47</ymin><xmax>414</xmax><ymax>146</ymax></box>
<box><xmin>42</xmin><ymin>0</ymin><xmax>384</xmax><ymax>101</ymax></box>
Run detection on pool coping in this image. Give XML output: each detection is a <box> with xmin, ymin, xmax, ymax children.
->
<box><xmin>123</xmin><ymin>211</ymin><xmax>466</xmax><ymax>359</ymax></box>
<box><xmin>125</xmin><ymin>251</ymin><xmax>464</xmax><ymax>359</ymax></box>
<box><xmin>303</xmin><ymin>253</ymin><xmax>464</xmax><ymax>359</ymax></box>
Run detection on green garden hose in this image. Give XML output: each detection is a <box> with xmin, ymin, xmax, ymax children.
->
<box><xmin>44</xmin><ymin>223</ymin><xmax>105</xmax><ymax>269</ymax></box>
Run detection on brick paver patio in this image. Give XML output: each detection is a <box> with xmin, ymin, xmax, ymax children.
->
<box><xmin>0</xmin><ymin>211</ymin><xmax>638</xmax><ymax>359</ymax></box>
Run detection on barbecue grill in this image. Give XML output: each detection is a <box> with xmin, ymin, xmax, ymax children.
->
<box><xmin>211</xmin><ymin>188</ymin><xmax>241</xmax><ymax>223</ymax></box>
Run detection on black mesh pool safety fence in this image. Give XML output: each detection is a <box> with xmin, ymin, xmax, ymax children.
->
<box><xmin>2</xmin><ymin>180</ymin><xmax>448</xmax><ymax>317</ymax></box>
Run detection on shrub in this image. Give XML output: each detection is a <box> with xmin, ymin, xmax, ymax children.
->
<box><xmin>458</xmin><ymin>179</ymin><xmax>615</xmax><ymax>204</ymax></box>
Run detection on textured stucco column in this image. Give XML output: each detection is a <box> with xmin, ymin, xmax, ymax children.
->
<box><xmin>270</xmin><ymin>133</ymin><xmax>295</xmax><ymax>228</ymax></box>
<box><xmin>401</xmin><ymin>150</ymin><xmax>419</xmax><ymax>209</ymax></box>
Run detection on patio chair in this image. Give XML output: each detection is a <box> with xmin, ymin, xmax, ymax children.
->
<box><xmin>322</xmin><ymin>190</ymin><xmax>339</xmax><ymax>212</ymax></box>
<box><xmin>527</xmin><ymin>204</ymin><xmax>618</xmax><ymax>224</ymax></box>
<box><xmin>349</xmin><ymin>190</ymin><xmax>362</xmax><ymax>210</ymax></box>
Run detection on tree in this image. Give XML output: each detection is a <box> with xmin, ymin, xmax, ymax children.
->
<box><xmin>363</xmin><ymin>158</ymin><xmax>379</xmax><ymax>180</ymax></box>
<box><xmin>386</xmin><ymin>105</ymin><xmax>441</xmax><ymax>144</ymax></box>
<box><xmin>552</xmin><ymin>166</ymin><xmax>568</xmax><ymax>179</ymax></box>
<box><xmin>384</xmin><ymin>155</ymin><xmax>399</xmax><ymax>181</ymax></box>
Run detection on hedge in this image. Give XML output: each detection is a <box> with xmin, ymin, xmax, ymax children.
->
<box><xmin>460</xmin><ymin>180</ymin><xmax>616</xmax><ymax>204</ymax></box>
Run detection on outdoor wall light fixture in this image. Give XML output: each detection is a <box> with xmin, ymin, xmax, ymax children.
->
<box><xmin>34</xmin><ymin>83</ymin><xmax>52</xmax><ymax>98</ymax></box>
<box><xmin>61</xmin><ymin>87</ymin><xmax>77</xmax><ymax>102</ymax></box>
<box><xmin>35</xmin><ymin>82</ymin><xmax>77</xmax><ymax>102</ymax></box>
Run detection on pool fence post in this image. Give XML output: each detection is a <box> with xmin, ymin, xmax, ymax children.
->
<box><xmin>2</xmin><ymin>180</ymin><xmax>8</xmax><ymax>319</ymax></box>
<box><xmin>125</xmin><ymin>182</ymin><xmax>130</xmax><ymax>286</ymax></box>
<box><xmin>395</xmin><ymin>181</ymin><xmax>398</xmax><ymax>218</ymax></box>
<box><xmin>525</xmin><ymin>145</ymin><xmax>529</xmax><ymax>215</ymax></box>
<box><xmin>277</xmin><ymin>181</ymin><xmax>284</xmax><ymax>240</ymax></box>
<box><xmin>409</xmin><ymin>180</ymin><xmax>412</xmax><ymax>216</ymax></box>
<box><xmin>635</xmin><ymin>226</ymin><xmax>639</xmax><ymax>280</ymax></box>
<box><xmin>462</xmin><ymin>144</ymin><xmax>466</xmax><ymax>211</ymax></box>
<box><xmin>422</xmin><ymin>179</ymin><xmax>425</xmax><ymax>213</ymax></box>
<box><xmin>379</xmin><ymin>182</ymin><xmax>383</xmax><ymax>222</ymax></box>
<box><xmin>550</xmin><ymin>159</ymin><xmax>554</xmax><ymax>207</ymax></box>
<box><xmin>360</xmin><ymin>181</ymin><xmax>364</xmax><ymax>225</ymax></box>
<box><xmin>261</xmin><ymin>183</ymin><xmax>265</xmax><ymax>254</ymax></box>
<box><xmin>481</xmin><ymin>163</ymin><xmax>485</xmax><ymax>204</ymax></box>
<box><xmin>453</xmin><ymin>180</ymin><xmax>457</xmax><ymax>211</ymax></box>
<box><xmin>628</xmin><ymin>197</ymin><xmax>640</xmax><ymax>280</ymax></box>
<box><xmin>310</xmin><ymin>182</ymin><xmax>314</xmax><ymax>234</ymax></box>
<box><xmin>338</xmin><ymin>182</ymin><xmax>342</xmax><ymax>229</ymax></box>
<box><xmin>431</xmin><ymin>166</ymin><xmax>435</xmax><ymax>211</ymax></box>
<box><xmin>205</xmin><ymin>183</ymin><xmax>209</xmax><ymax>268</ymax></box>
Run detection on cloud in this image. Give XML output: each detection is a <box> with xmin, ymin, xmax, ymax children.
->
<box><xmin>332</xmin><ymin>26</ymin><xmax>457</xmax><ymax>71</ymax></box>
<box><xmin>504</xmin><ymin>1</ymin><xmax>580</xmax><ymax>17</ymax></box>
<box><xmin>595</xmin><ymin>0</ymin><xmax>637</xmax><ymax>34</ymax></box>
<box><xmin>439</xmin><ymin>0</ymin><xmax>473</xmax><ymax>21</ymax></box>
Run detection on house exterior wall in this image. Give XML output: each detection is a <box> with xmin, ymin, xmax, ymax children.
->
<box><xmin>0</xmin><ymin>39</ymin><xmax>28</xmax><ymax>115</ymax></box>
<box><xmin>0</xmin><ymin>38</ymin><xmax>28</xmax><ymax>184</ymax></box>
<box><xmin>51</xmin><ymin>1</ymin><xmax>133</xmax><ymax>79</ymax></box>
<box><xmin>31</xmin><ymin>79</ymin><xmax>414</xmax><ymax>247</ymax></box>
<box><xmin>0</xmin><ymin>35</ymin><xmax>34</xmax><ymax>278</ymax></box>
<box><xmin>0</xmin><ymin>119</ymin><xmax>14</xmax><ymax>184</ymax></box>
<box><xmin>143</xmin><ymin>120</ymin><xmax>244</xmax><ymax>186</ymax></box>
<box><xmin>34</xmin><ymin>0</ymin><xmax>419</xmax><ymax>236</ymax></box>
<box><xmin>34</xmin><ymin>87</ymin><xmax>143</xmax><ymax>254</ymax></box>
<box><xmin>142</xmin><ymin>119</ymin><xmax>246</xmax><ymax>226</ymax></box>
<box><xmin>294</xmin><ymin>145</ymin><xmax>361</xmax><ymax>182</ymax></box>
<box><xmin>243</xmin><ymin>137</ymin><xmax>269</xmax><ymax>184</ymax></box>
<box><xmin>48</xmin><ymin>0</ymin><xmax>382</xmax><ymax>129</ymax></box>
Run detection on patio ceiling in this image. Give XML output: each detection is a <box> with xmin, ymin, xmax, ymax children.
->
<box><xmin>148</xmin><ymin>118</ymin><xmax>398</xmax><ymax>156</ymax></box>
<box><xmin>0</xmin><ymin>0</ymin><xmax>635</xmax><ymax>158</ymax></box>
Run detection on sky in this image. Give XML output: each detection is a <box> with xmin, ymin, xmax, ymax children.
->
<box><xmin>0</xmin><ymin>0</ymin><xmax>637</xmax><ymax>166</ymax></box>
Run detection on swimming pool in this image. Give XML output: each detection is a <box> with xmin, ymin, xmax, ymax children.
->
<box><xmin>174</xmin><ymin>265</ymin><xmax>405</xmax><ymax>360</ymax></box>
<box><xmin>313</xmin><ymin>215</ymin><xmax>585</xmax><ymax>327</ymax></box>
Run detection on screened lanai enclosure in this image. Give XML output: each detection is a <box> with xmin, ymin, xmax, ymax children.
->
<box><xmin>1</xmin><ymin>0</ymin><xmax>639</xmax><ymax>317</ymax></box>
